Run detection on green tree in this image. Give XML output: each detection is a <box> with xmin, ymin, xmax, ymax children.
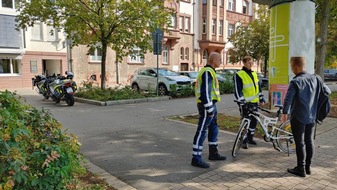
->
<box><xmin>228</xmin><ymin>5</ymin><xmax>270</xmax><ymax>74</ymax></box>
<box><xmin>15</xmin><ymin>0</ymin><xmax>172</xmax><ymax>89</ymax></box>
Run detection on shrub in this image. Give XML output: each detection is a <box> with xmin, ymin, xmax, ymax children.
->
<box><xmin>169</xmin><ymin>84</ymin><xmax>194</xmax><ymax>98</ymax></box>
<box><xmin>0</xmin><ymin>90</ymin><xmax>84</xmax><ymax>190</ymax></box>
<box><xmin>219</xmin><ymin>76</ymin><xmax>235</xmax><ymax>94</ymax></box>
<box><xmin>76</xmin><ymin>86</ymin><xmax>154</xmax><ymax>101</ymax></box>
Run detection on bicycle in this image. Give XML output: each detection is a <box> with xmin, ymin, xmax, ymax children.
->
<box><xmin>232</xmin><ymin>100</ymin><xmax>295</xmax><ymax>157</ymax></box>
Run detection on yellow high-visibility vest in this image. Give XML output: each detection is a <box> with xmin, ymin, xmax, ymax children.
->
<box><xmin>195</xmin><ymin>67</ymin><xmax>221</xmax><ymax>103</ymax></box>
<box><xmin>237</xmin><ymin>70</ymin><xmax>259</xmax><ymax>103</ymax></box>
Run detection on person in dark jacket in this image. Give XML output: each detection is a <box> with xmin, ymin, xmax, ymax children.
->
<box><xmin>281</xmin><ymin>56</ymin><xmax>331</xmax><ymax>177</ymax></box>
<box><xmin>234</xmin><ymin>56</ymin><xmax>265</xmax><ymax>149</ymax></box>
<box><xmin>191</xmin><ymin>52</ymin><xmax>226</xmax><ymax>168</ymax></box>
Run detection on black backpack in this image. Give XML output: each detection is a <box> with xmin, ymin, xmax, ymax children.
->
<box><xmin>315</xmin><ymin>75</ymin><xmax>331</xmax><ymax>124</ymax></box>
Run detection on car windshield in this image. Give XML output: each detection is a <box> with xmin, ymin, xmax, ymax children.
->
<box><xmin>187</xmin><ymin>72</ymin><xmax>198</xmax><ymax>79</ymax></box>
<box><xmin>158</xmin><ymin>69</ymin><xmax>179</xmax><ymax>76</ymax></box>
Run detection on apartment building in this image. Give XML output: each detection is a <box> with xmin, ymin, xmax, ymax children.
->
<box><xmin>1</xmin><ymin>0</ymin><xmax>257</xmax><ymax>89</ymax></box>
<box><xmin>193</xmin><ymin>0</ymin><xmax>255</xmax><ymax>71</ymax></box>
<box><xmin>0</xmin><ymin>0</ymin><xmax>67</xmax><ymax>89</ymax></box>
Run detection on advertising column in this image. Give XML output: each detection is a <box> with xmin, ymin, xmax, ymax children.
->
<box><xmin>268</xmin><ymin>0</ymin><xmax>315</xmax><ymax>108</ymax></box>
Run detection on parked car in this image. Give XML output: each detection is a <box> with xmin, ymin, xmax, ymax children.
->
<box><xmin>130</xmin><ymin>68</ymin><xmax>191</xmax><ymax>95</ymax></box>
<box><xmin>257</xmin><ymin>73</ymin><xmax>269</xmax><ymax>88</ymax></box>
<box><xmin>324</xmin><ymin>69</ymin><xmax>337</xmax><ymax>81</ymax></box>
<box><xmin>216</xmin><ymin>68</ymin><xmax>240</xmax><ymax>75</ymax></box>
<box><xmin>178</xmin><ymin>71</ymin><xmax>227</xmax><ymax>86</ymax></box>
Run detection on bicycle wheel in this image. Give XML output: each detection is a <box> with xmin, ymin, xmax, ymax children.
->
<box><xmin>232</xmin><ymin>119</ymin><xmax>249</xmax><ymax>157</ymax></box>
<box><xmin>276</xmin><ymin>120</ymin><xmax>296</xmax><ymax>154</ymax></box>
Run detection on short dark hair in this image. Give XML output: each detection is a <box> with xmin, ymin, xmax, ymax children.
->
<box><xmin>290</xmin><ymin>56</ymin><xmax>305</xmax><ymax>67</ymax></box>
<box><xmin>242</xmin><ymin>56</ymin><xmax>252</xmax><ymax>64</ymax></box>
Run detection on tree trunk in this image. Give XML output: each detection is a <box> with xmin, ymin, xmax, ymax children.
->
<box><xmin>316</xmin><ymin>0</ymin><xmax>331</xmax><ymax>80</ymax></box>
<box><xmin>101</xmin><ymin>42</ymin><xmax>108</xmax><ymax>89</ymax></box>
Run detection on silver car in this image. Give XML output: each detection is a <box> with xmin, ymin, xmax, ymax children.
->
<box><xmin>130</xmin><ymin>68</ymin><xmax>192</xmax><ymax>95</ymax></box>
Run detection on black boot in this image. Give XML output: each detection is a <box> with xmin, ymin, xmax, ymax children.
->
<box><xmin>191</xmin><ymin>158</ymin><xmax>210</xmax><ymax>168</ymax></box>
<box><xmin>305</xmin><ymin>165</ymin><xmax>311</xmax><ymax>175</ymax></box>
<box><xmin>248</xmin><ymin>133</ymin><xmax>257</xmax><ymax>145</ymax></box>
<box><xmin>208</xmin><ymin>145</ymin><xmax>226</xmax><ymax>161</ymax></box>
<box><xmin>287</xmin><ymin>166</ymin><xmax>306</xmax><ymax>177</ymax></box>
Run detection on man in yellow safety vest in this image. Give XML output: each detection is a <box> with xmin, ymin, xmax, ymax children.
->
<box><xmin>234</xmin><ymin>55</ymin><xmax>265</xmax><ymax>149</ymax></box>
<box><xmin>191</xmin><ymin>52</ymin><xmax>226</xmax><ymax>168</ymax></box>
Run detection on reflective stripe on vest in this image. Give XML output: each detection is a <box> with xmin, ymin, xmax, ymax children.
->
<box><xmin>195</xmin><ymin>67</ymin><xmax>221</xmax><ymax>103</ymax></box>
<box><xmin>237</xmin><ymin>70</ymin><xmax>259</xmax><ymax>103</ymax></box>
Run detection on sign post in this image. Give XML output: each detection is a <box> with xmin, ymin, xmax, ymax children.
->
<box><xmin>152</xmin><ymin>28</ymin><xmax>163</xmax><ymax>96</ymax></box>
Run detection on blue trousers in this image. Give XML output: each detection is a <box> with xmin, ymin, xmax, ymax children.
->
<box><xmin>192</xmin><ymin>103</ymin><xmax>218</xmax><ymax>161</ymax></box>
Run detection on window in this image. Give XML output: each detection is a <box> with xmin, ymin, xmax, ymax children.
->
<box><xmin>1</xmin><ymin>0</ymin><xmax>21</xmax><ymax>9</ymax></box>
<box><xmin>31</xmin><ymin>23</ymin><xmax>43</xmax><ymax>41</ymax></box>
<box><xmin>228</xmin><ymin>24</ymin><xmax>235</xmax><ymax>37</ymax></box>
<box><xmin>185</xmin><ymin>48</ymin><xmax>189</xmax><ymax>60</ymax></box>
<box><xmin>202</xmin><ymin>0</ymin><xmax>206</xmax><ymax>4</ymax></box>
<box><xmin>128</xmin><ymin>47</ymin><xmax>144</xmax><ymax>63</ymax></box>
<box><xmin>179</xmin><ymin>16</ymin><xmax>183</xmax><ymax>32</ymax></box>
<box><xmin>0</xmin><ymin>59</ymin><xmax>20</xmax><ymax>74</ymax></box>
<box><xmin>219</xmin><ymin>20</ymin><xmax>223</xmax><ymax>36</ymax></box>
<box><xmin>2</xmin><ymin>0</ymin><xmax>13</xmax><ymax>8</ymax></box>
<box><xmin>219</xmin><ymin>0</ymin><xmax>223</xmax><ymax>7</ymax></box>
<box><xmin>180</xmin><ymin>47</ymin><xmax>184</xmax><ymax>60</ymax></box>
<box><xmin>212</xmin><ymin>0</ymin><xmax>216</xmax><ymax>6</ymax></box>
<box><xmin>228</xmin><ymin>0</ymin><xmax>234</xmax><ymax>11</ymax></box>
<box><xmin>162</xmin><ymin>46</ymin><xmax>168</xmax><ymax>64</ymax></box>
<box><xmin>212</xmin><ymin>19</ymin><xmax>216</xmax><ymax>34</ymax></box>
<box><xmin>202</xmin><ymin>18</ymin><xmax>206</xmax><ymax>34</ymax></box>
<box><xmin>243</xmin><ymin>1</ymin><xmax>248</xmax><ymax>14</ymax></box>
<box><xmin>169</xmin><ymin>14</ymin><xmax>176</xmax><ymax>29</ymax></box>
<box><xmin>47</xmin><ymin>26</ymin><xmax>58</xmax><ymax>41</ymax></box>
<box><xmin>89</xmin><ymin>47</ymin><xmax>102</xmax><ymax>62</ymax></box>
<box><xmin>202</xmin><ymin>50</ymin><xmax>208</xmax><ymax>60</ymax></box>
<box><xmin>184</xmin><ymin>17</ymin><xmax>190</xmax><ymax>33</ymax></box>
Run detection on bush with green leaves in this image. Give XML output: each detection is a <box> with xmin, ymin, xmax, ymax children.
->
<box><xmin>169</xmin><ymin>84</ymin><xmax>194</xmax><ymax>98</ymax></box>
<box><xmin>219</xmin><ymin>76</ymin><xmax>235</xmax><ymax>94</ymax></box>
<box><xmin>76</xmin><ymin>85</ymin><xmax>155</xmax><ymax>101</ymax></box>
<box><xmin>0</xmin><ymin>90</ymin><xmax>84</xmax><ymax>190</ymax></box>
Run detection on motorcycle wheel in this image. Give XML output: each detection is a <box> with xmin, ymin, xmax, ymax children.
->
<box><xmin>65</xmin><ymin>94</ymin><xmax>75</xmax><ymax>106</ymax></box>
<box><xmin>54</xmin><ymin>98</ymin><xmax>61</xmax><ymax>104</ymax></box>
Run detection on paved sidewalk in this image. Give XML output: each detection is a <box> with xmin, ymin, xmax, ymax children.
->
<box><xmin>167</xmin><ymin>117</ymin><xmax>337</xmax><ymax>190</ymax></box>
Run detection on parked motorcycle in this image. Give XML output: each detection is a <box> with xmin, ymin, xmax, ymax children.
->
<box><xmin>48</xmin><ymin>71</ymin><xmax>77</xmax><ymax>106</ymax></box>
<box><xmin>32</xmin><ymin>74</ymin><xmax>55</xmax><ymax>99</ymax></box>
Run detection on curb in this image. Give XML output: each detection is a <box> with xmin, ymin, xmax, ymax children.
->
<box><xmin>75</xmin><ymin>96</ymin><xmax>171</xmax><ymax>106</ymax></box>
<box><xmin>84</xmin><ymin>159</ymin><xmax>137</xmax><ymax>190</ymax></box>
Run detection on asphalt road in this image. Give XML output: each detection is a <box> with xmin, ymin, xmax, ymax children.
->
<box><xmin>10</xmin><ymin>82</ymin><xmax>337</xmax><ymax>189</ymax></box>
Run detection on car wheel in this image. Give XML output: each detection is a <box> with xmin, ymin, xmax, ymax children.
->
<box><xmin>158</xmin><ymin>84</ymin><xmax>167</xmax><ymax>96</ymax></box>
<box><xmin>132</xmin><ymin>83</ymin><xmax>139</xmax><ymax>92</ymax></box>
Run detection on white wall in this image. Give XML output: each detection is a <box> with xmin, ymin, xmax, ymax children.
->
<box><xmin>25</xmin><ymin>24</ymin><xmax>66</xmax><ymax>53</ymax></box>
<box><xmin>180</xmin><ymin>1</ymin><xmax>194</xmax><ymax>33</ymax></box>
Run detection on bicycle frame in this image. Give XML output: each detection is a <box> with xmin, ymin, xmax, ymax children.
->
<box><xmin>247</xmin><ymin>112</ymin><xmax>292</xmax><ymax>141</ymax></box>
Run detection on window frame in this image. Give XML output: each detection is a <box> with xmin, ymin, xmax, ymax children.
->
<box><xmin>89</xmin><ymin>47</ymin><xmax>102</xmax><ymax>62</ymax></box>
<box><xmin>180</xmin><ymin>47</ymin><xmax>184</xmax><ymax>60</ymax></box>
<box><xmin>0</xmin><ymin>58</ymin><xmax>21</xmax><ymax>76</ymax></box>
<box><xmin>228</xmin><ymin>23</ymin><xmax>235</xmax><ymax>37</ymax></box>
<box><xmin>228</xmin><ymin>0</ymin><xmax>234</xmax><ymax>11</ymax></box>
<box><xmin>128</xmin><ymin>47</ymin><xmax>144</xmax><ymax>64</ymax></box>
<box><xmin>185</xmin><ymin>48</ymin><xmax>189</xmax><ymax>60</ymax></box>
<box><xmin>46</xmin><ymin>26</ymin><xmax>58</xmax><ymax>42</ymax></box>
<box><xmin>202</xmin><ymin>18</ymin><xmax>206</xmax><ymax>34</ymax></box>
<box><xmin>219</xmin><ymin>20</ymin><xmax>223</xmax><ymax>36</ymax></box>
<box><xmin>162</xmin><ymin>45</ymin><xmax>169</xmax><ymax>65</ymax></box>
<box><xmin>212</xmin><ymin>19</ymin><xmax>216</xmax><ymax>35</ymax></box>
<box><xmin>31</xmin><ymin>23</ymin><xmax>43</xmax><ymax>41</ymax></box>
<box><xmin>243</xmin><ymin>1</ymin><xmax>248</xmax><ymax>14</ymax></box>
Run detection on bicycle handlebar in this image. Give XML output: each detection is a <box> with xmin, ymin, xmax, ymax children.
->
<box><xmin>234</xmin><ymin>100</ymin><xmax>283</xmax><ymax>117</ymax></box>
